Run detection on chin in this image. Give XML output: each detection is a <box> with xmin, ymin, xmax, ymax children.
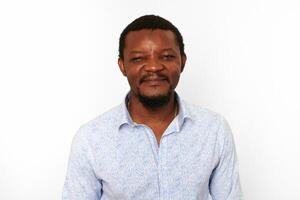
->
<box><xmin>140</xmin><ymin>85</ymin><xmax>171</xmax><ymax>96</ymax></box>
<box><xmin>137</xmin><ymin>88</ymin><xmax>173</xmax><ymax>108</ymax></box>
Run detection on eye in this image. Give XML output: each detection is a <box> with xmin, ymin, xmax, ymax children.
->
<box><xmin>161</xmin><ymin>54</ymin><xmax>176</xmax><ymax>61</ymax></box>
<box><xmin>130</xmin><ymin>57</ymin><xmax>143</xmax><ymax>63</ymax></box>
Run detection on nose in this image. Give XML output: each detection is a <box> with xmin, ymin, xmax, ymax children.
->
<box><xmin>143</xmin><ymin>57</ymin><xmax>164</xmax><ymax>72</ymax></box>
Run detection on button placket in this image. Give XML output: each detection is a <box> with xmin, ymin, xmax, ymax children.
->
<box><xmin>158</xmin><ymin>135</ymin><xmax>169</xmax><ymax>200</ymax></box>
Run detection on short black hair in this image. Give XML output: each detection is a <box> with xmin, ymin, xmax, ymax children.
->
<box><xmin>118</xmin><ymin>15</ymin><xmax>185</xmax><ymax>59</ymax></box>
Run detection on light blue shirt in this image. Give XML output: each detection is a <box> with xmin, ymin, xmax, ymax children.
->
<box><xmin>63</xmin><ymin>94</ymin><xmax>242</xmax><ymax>200</ymax></box>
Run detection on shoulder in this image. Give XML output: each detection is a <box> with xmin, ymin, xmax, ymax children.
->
<box><xmin>182</xmin><ymin>100</ymin><xmax>233</xmax><ymax>140</ymax></box>
<box><xmin>182</xmin><ymin>100</ymin><xmax>234</xmax><ymax>152</ymax></box>
<box><xmin>74</xmin><ymin>104</ymin><xmax>123</xmax><ymax>141</ymax></box>
<box><xmin>182</xmin><ymin>100</ymin><xmax>226</xmax><ymax>127</ymax></box>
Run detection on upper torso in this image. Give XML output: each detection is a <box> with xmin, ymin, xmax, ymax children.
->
<box><xmin>77</xmin><ymin>97</ymin><xmax>223</xmax><ymax>200</ymax></box>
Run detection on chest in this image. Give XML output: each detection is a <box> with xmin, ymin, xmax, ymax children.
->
<box><xmin>91</xmin><ymin>127</ymin><xmax>219</xmax><ymax>199</ymax></box>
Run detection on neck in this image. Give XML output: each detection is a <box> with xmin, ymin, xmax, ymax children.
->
<box><xmin>127</xmin><ymin>92</ymin><xmax>177</xmax><ymax>125</ymax></box>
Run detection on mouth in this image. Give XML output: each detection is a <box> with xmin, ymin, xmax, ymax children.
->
<box><xmin>142</xmin><ymin>77</ymin><xmax>166</xmax><ymax>82</ymax></box>
<box><xmin>141</xmin><ymin>77</ymin><xmax>168</xmax><ymax>86</ymax></box>
<box><xmin>141</xmin><ymin>74</ymin><xmax>168</xmax><ymax>82</ymax></box>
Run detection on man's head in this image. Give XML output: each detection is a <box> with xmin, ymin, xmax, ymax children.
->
<box><xmin>118</xmin><ymin>15</ymin><xmax>186</xmax><ymax>60</ymax></box>
<box><xmin>118</xmin><ymin>15</ymin><xmax>187</xmax><ymax>108</ymax></box>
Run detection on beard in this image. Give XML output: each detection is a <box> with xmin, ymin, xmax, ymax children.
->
<box><xmin>137</xmin><ymin>88</ymin><xmax>172</xmax><ymax>109</ymax></box>
<box><xmin>132</xmin><ymin>72</ymin><xmax>175</xmax><ymax>108</ymax></box>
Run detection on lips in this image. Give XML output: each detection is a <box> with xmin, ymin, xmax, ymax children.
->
<box><xmin>142</xmin><ymin>77</ymin><xmax>166</xmax><ymax>82</ymax></box>
<box><xmin>140</xmin><ymin>75</ymin><xmax>168</xmax><ymax>84</ymax></box>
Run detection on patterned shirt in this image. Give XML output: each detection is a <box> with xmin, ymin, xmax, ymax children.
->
<box><xmin>63</xmin><ymin>94</ymin><xmax>242</xmax><ymax>200</ymax></box>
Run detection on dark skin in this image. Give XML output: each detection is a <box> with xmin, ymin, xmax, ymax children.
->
<box><xmin>118</xmin><ymin>29</ymin><xmax>187</xmax><ymax>145</ymax></box>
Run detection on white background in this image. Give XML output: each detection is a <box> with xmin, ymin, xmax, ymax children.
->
<box><xmin>1</xmin><ymin>0</ymin><xmax>300</xmax><ymax>199</ymax></box>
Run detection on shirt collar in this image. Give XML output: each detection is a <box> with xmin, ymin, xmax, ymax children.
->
<box><xmin>118</xmin><ymin>92</ymin><xmax>193</xmax><ymax>130</ymax></box>
<box><xmin>118</xmin><ymin>93</ymin><xmax>135</xmax><ymax>128</ymax></box>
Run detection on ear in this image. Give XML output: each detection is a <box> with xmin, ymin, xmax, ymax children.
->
<box><xmin>180</xmin><ymin>54</ymin><xmax>187</xmax><ymax>72</ymax></box>
<box><xmin>118</xmin><ymin>58</ymin><xmax>127</xmax><ymax>76</ymax></box>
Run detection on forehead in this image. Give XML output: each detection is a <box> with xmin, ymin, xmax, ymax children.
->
<box><xmin>124</xmin><ymin>29</ymin><xmax>178</xmax><ymax>51</ymax></box>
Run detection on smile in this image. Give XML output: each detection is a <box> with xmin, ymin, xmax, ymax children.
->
<box><xmin>142</xmin><ymin>77</ymin><xmax>166</xmax><ymax>82</ymax></box>
<box><xmin>141</xmin><ymin>78</ymin><xmax>167</xmax><ymax>86</ymax></box>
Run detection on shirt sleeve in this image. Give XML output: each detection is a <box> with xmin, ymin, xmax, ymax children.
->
<box><xmin>209</xmin><ymin>116</ymin><xmax>243</xmax><ymax>200</ymax></box>
<box><xmin>62</xmin><ymin>127</ymin><xmax>102</xmax><ymax>200</ymax></box>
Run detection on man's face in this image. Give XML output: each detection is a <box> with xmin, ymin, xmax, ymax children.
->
<box><xmin>118</xmin><ymin>29</ymin><xmax>186</xmax><ymax>106</ymax></box>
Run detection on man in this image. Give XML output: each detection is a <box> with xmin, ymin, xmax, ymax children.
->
<box><xmin>63</xmin><ymin>15</ymin><xmax>242</xmax><ymax>200</ymax></box>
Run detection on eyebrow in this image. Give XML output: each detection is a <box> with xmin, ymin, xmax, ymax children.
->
<box><xmin>129</xmin><ymin>48</ymin><xmax>176</xmax><ymax>54</ymax></box>
<box><xmin>129</xmin><ymin>50</ymin><xmax>145</xmax><ymax>54</ymax></box>
<box><xmin>160</xmin><ymin>48</ymin><xmax>176</xmax><ymax>52</ymax></box>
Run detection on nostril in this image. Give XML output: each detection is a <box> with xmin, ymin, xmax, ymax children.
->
<box><xmin>143</xmin><ymin>63</ymin><xmax>164</xmax><ymax>71</ymax></box>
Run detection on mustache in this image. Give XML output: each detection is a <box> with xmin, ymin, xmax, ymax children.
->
<box><xmin>140</xmin><ymin>73</ymin><xmax>169</xmax><ymax>83</ymax></box>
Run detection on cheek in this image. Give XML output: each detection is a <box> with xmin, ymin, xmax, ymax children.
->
<box><xmin>170</xmin><ymin>67</ymin><xmax>181</xmax><ymax>81</ymax></box>
<box><xmin>126</xmin><ymin>70</ymin><xmax>140</xmax><ymax>88</ymax></box>
<box><xmin>167</xmin><ymin>72</ymin><xmax>180</xmax><ymax>90</ymax></box>
<box><xmin>172</xmin><ymin>74</ymin><xmax>181</xmax><ymax>86</ymax></box>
